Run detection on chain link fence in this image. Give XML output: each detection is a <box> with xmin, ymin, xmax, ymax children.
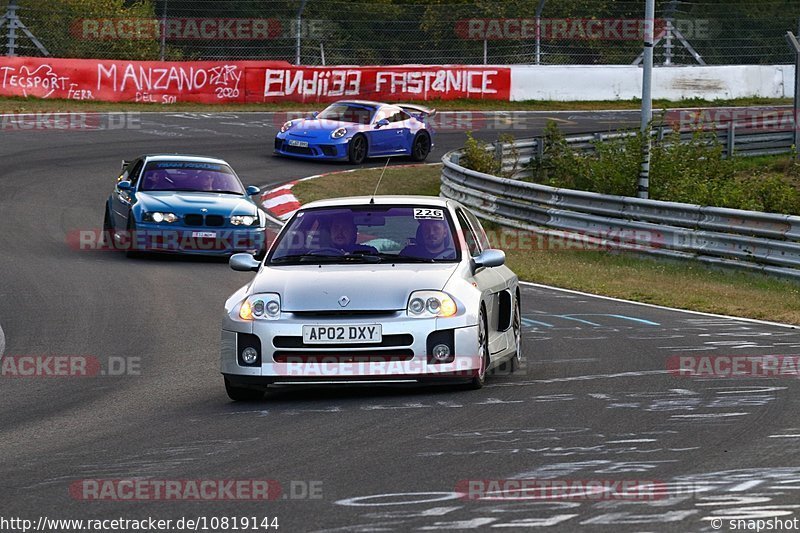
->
<box><xmin>2</xmin><ymin>0</ymin><xmax>797</xmax><ymax>65</ymax></box>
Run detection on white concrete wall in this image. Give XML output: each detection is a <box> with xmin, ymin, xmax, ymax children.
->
<box><xmin>509</xmin><ymin>65</ymin><xmax>794</xmax><ymax>101</ymax></box>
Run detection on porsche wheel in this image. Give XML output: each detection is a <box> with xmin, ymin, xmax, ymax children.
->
<box><xmin>411</xmin><ymin>131</ymin><xmax>431</xmax><ymax>162</ymax></box>
<box><xmin>348</xmin><ymin>134</ymin><xmax>367</xmax><ymax>165</ymax></box>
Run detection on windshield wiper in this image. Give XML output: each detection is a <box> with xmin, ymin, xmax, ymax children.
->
<box><xmin>270</xmin><ymin>254</ymin><xmax>343</xmax><ymax>264</ymax></box>
<box><xmin>350</xmin><ymin>251</ymin><xmax>436</xmax><ymax>263</ymax></box>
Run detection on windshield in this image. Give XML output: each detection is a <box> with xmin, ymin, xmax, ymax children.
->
<box><xmin>139</xmin><ymin>161</ymin><xmax>245</xmax><ymax>194</ymax></box>
<box><xmin>268</xmin><ymin>206</ymin><xmax>461</xmax><ymax>265</ymax></box>
<box><xmin>316</xmin><ymin>104</ymin><xmax>374</xmax><ymax>125</ymax></box>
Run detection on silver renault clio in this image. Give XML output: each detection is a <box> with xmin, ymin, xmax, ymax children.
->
<box><xmin>221</xmin><ymin>195</ymin><xmax>521</xmax><ymax>401</ymax></box>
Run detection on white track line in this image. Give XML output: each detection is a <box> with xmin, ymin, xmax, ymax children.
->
<box><xmin>520</xmin><ymin>281</ymin><xmax>798</xmax><ymax>329</ymax></box>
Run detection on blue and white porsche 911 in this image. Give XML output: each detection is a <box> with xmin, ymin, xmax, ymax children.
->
<box><xmin>103</xmin><ymin>155</ymin><xmax>269</xmax><ymax>256</ymax></box>
<box><xmin>220</xmin><ymin>195</ymin><xmax>521</xmax><ymax>401</ymax></box>
<box><xmin>274</xmin><ymin>100</ymin><xmax>435</xmax><ymax>163</ymax></box>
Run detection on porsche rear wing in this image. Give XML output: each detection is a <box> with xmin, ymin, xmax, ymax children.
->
<box><xmin>121</xmin><ymin>159</ymin><xmax>131</xmax><ymax>171</ymax></box>
<box><xmin>398</xmin><ymin>104</ymin><xmax>436</xmax><ymax>120</ymax></box>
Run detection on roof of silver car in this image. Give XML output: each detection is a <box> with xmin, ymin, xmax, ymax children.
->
<box><xmin>302</xmin><ymin>195</ymin><xmax>451</xmax><ymax>210</ymax></box>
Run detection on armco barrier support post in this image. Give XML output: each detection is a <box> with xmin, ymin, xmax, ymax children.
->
<box><xmin>786</xmin><ymin>31</ymin><xmax>800</xmax><ymax>158</ymax></box>
<box><xmin>727</xmin><ymin>121</ymin><xmax>735</xmax><ymax>157</ymax></box>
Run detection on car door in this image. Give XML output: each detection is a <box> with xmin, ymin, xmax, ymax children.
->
<box><xmin>456</xmin><ymin>208</ymin><xmax>509</xmax><ymax>357</ymax></box>
<box><xmin>368</xmin><ymin>107</ymin><xmax>401</xmax><ymax>155</ymax></box>
<box><xmin>387</xmin><ymin>110</ymin><xmax>413</xmax><ymax>152</ymax></box>
<box><xmin>112</xmin><ymin>159</ymin><xmax>143</xmax><ymax>229</ymax></box>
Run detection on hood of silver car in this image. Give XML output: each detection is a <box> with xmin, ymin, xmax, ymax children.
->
<box><xmin>253</xmin><ymin>263</ymin><xmax>457</xmax><ymax>311</ymax></box>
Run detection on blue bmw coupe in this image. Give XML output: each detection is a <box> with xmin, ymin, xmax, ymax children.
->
<box><xmin>274</xmin><ymin>100</ymin><xmax>435</xmax><ymax>164</ymax></box>
<box><xmin>103</xmin><ymin>155</ymin><xmax>268</xmax><ymax>256</ymax></box>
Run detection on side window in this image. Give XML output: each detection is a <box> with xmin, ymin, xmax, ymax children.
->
<box><xmin>464</xmin><ymin>208</ymin><xmax>491</xmax><ymax>250</ymax></box>
<box><xmin>126</xmin><ymin>160</ymin><xmax>144</xmax><ymax>187</ymax></box>
<box><xmin>374</xmin><ymin>109</ymin><xmax>390</xmax><ymax>123</ymax></box>
<box><xmin>456</xmin><ymin>209</ymin><xmax>481</xmax><ymax>257</ymax></box>
<box><xmin>390</xmin><ymin>110</ymin><xmax>409</xmax><ymax>123</ymax></box>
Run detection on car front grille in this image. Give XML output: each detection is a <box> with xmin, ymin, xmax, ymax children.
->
<box><xmin>283</xmin><ymin>145</ymin><xmax>314</xmax><ymax>155</ymax></box>
<box><xmin>273</xmin><ymin>350</ymin><xmax>414</xmax><ymax>363</ymax></box>
<box><xmin>289</xmin><ymin>310</ymin><xmax>399</xmax><ymax>318</ymax></box>
<box><xmin>184</xmin><ymin>214</ymin><xmax>204</xmax><ymax>226</ymax></box>
<box><xmin>320</xmin><ymin>145</ymin><xmax>337</xmax><ymax>156</ymax></box>
<box><xmin>273</xmin><ymin>334</ymin><xmax>413</xmax><ymax>349</ymax></box>
<box><xmin>183</xmin><ymin>214</ymin><xmax>225</xmax><ymax>227</ymax></box>
<box><xmin>205</xmin><ymin>214</ymin><xmax>224</xmax><ymax>227</ymax></box>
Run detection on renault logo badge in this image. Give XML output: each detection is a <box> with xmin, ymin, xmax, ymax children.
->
<box><xmin>338</xmin><ymin>296</ymin><xmax>350</xmax><ymax>307</ymax></box>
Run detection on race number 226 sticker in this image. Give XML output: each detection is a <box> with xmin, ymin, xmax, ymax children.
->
<box><xmin>414</xmin><ymin>208</ymin><xmax>444</xmax><ymax>220</ymax></box>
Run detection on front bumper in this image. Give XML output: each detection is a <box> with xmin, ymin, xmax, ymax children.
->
<box><xmin>273</xmin><ymin>134</ymin><xmax>350</xmax><ymax>161</ymax></box>
<box><xmin>122</xmin><ymin>224</ymin><xmax>266</xmax><ymax>255</ymax></box>
<box><xmin>221</xmin><ymin>312</ymin><xmax>481</xmax><ymax>383</ymax></box>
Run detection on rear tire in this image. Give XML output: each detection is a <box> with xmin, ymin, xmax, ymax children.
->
<box><xmin>225</xmin><ymin>378</ymin><xmax>265</xmax><ymax>402</ymax></box>
<box><xmin>410</xmin><ymin>131</ymin><xmax>431</xmax><ymax>162</ymax></box>
<box><xmin>348</xmin><ymin>134</ymin><xmax>368</xmax><ymax>165</ymax></box>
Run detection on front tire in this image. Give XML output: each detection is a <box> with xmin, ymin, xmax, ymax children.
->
<box><xmin>125</xmin><ymin>216</ymin><xmax>140</xmax><ymax>258</ymax></box>
<box><xmin>348</xmin><ymin>134</ymin><xmax>368</xmax><ymax>165</ymax></box>
<box><xmin>410</xmin><ymin>131</ymin><xmax>431</xmax><ymax>162</ymax></box>
<box><xmin>467</xmin><ymin>308</ymin><xmax>490</xmax><ymax>389</ymax></box>
<box><xmin>103</xmin><ymin>205</ymin><xmax>118</xmax><ymax>250</ymax></box>
<box><xmin>224</xmin><ymin>378</ymin><xmax>265</xmax><ymax>401</ymax></box>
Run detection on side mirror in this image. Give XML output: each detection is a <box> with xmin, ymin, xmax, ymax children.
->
<box><xmin>375</xmin><ymin>118</ymin><xmax>390</xmax><ymax>128</ymax></box>
<box><xmin>230</xmin><ymin>253</ymin><xmax>261</xmax><ymax>272</ymax></box>
<box><xmin>311</xmin><ymin>111</ymin><xmax>319</xmax><ymax>118</ymax></box>
<box><xmin>473</xmin><ymin>249</ymin><xmax>505</xmax><ymax>269</ymax></box>
<box><xmin>246</xmin><ymin>185</ymin><xmax>261</xmax><ymax>196</ymax></box>
<box><xmin>117</xmin><ymin>180</ymin><xmax>132</xmax><ymax>191</ymax></box>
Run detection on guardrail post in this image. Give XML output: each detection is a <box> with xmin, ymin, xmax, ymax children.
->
<box><xmin>726</xmin><ymin>121</ymin><xmax>735</xmax><ymax>157</ymax></box>
<box><xmin>536</xmin><ymin>137</ymin><xmax>545</xmax><ymax>161</ymax></box>
<box><xmin>494</xmin><ymin>140</ymin><xmax>504</xmax><ymax>165</ymax></box>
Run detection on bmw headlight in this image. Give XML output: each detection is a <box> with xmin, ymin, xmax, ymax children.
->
<box><xmin>280</xmin><ymin>120</ymin><xmax>294</xmax><ymax>133</ymax></box>
<box><xmin>231</xmin><ymin>214</ymin><xmax>257</xmax><ymax>226</ymax></box>
<box><xmin>239</xmin><ymin>293</ymin><xmax>281</xmax><ymax>321</ymax></box>
<box><xmin>143</xmin><ymin>212</ymin><xmax>178</xmax><ymax>223</ymax></box>
<box><xmin>407</xmin><ymin>291</ymin><xmax>457</xmax><ymax>318</ymax></box>
<box><xmin>331</xmin><ymin>127</ymin><xmax>347</xmax><ymax>139</ymax></box>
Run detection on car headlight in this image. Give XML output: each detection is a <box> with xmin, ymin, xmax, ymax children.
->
<box><xmin>331</xmin><ymin>127</ymin><xmax>347</xmax><ymax>139</ymax></box>
<box><xmin>231</xmin><ymin>214</ymin><xmax>257</xmax><ymax>226</ymax></box>
<box><xmin>143</xmin><ymin>212</ymin><xmax>178</xmax><ymax>223</ymax></box>
<box><xmin>239</xmin><ymin>293</ymin><xmax>281</xmax><ymax>321</ymax></box>
<box><xmin>407</xmin><ymin>291</ymin><xmax>457</xmax><ymax>318</ymax></box>
<box><xmin>280</xmin><ymin>121</ymin><xmax>294</xmax><ymax>133</ymax></box>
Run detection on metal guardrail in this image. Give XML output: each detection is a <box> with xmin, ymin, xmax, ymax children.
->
<box><xmin>495</xmin><ymin>122</ymin><xmax>796</xmax><ymax>174</ymax></box>
<box><xmin>441</xmin><ymin>127</ymin><xmax>800</xmax><ymax>281</ymax></box>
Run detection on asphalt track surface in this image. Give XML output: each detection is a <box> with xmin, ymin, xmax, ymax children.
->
<box><xmin>2</xmin><ymin>111</ymin><xmax>800</xmax><ymax>532</ymax></box>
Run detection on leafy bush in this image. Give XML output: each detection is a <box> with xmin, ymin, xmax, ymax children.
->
<box><xmin>524</xmin><ymin>121</ymin><xmax>800</xmax><ymax>215</ymax></box>
<box><xmin>460</xmin><ymin>131</ymin><xmax>500</xmax><ymax>176</ymax></box>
